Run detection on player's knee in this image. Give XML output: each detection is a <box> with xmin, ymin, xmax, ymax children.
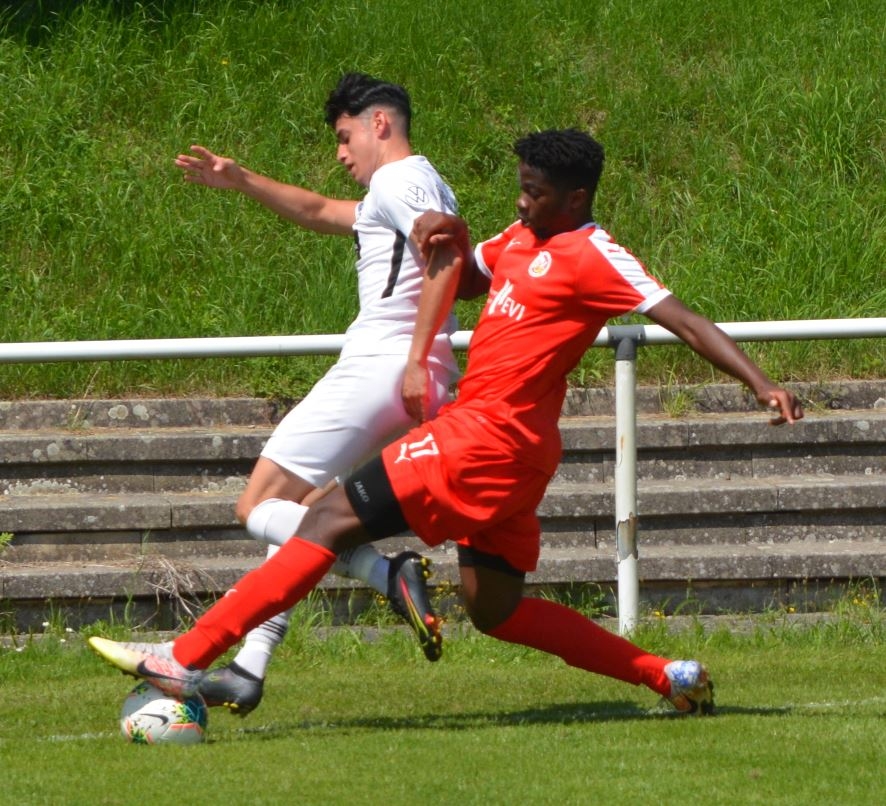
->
<box><xmin>234</xmin><ymin>494</ymin><xmax>253</xmax><ymax>526</ymax></box>
<box><xmin>467</xmin><ymin>610</ymin><xmax>498</xmax><ymax>635</ymax></box>
<box><xmin>463</xmin><ymin>597</ymin><xmax>516</xmax><ymax>635</ymax></box>
<box><xmin>298</xmin><ymin>489</ymin><xmax>365</xmax><ymax>552</ymax></box>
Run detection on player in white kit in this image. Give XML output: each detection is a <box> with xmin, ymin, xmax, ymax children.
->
<box><xmin>173</xmin><ymin>73</ymin><xmax>462</xmax><ymax>715</ymax></box>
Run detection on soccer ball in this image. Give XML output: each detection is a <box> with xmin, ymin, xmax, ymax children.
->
<box><xmin>119</xmin><ymin>681</ymin><xmax>208</xmax><ymax>745</ymax></box>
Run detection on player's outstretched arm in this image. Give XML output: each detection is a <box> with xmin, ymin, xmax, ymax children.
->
<box><xmin>173</xmin><ymin>145</ymin><xmax>357</xmax><ymax>235</ymax></box>
<box><xmin>645</xmin><ymin>295</ymin><xmax>804</xmax><ymax>425</ymax></box>
<box><xmin>174</xmin><ymin>145</ymin><xmax>244</xmax><ymax>190</ymax></box>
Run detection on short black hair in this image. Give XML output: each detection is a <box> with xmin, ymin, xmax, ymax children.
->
<box><xmin>513</xmin><ymin>129</ymin><xmax>605</xmax><ymax>199</ymax></box>
<box><xmin>324</xmin><ymin>72</ymin><xmax>412</xmax><ymax>135</ymax></box>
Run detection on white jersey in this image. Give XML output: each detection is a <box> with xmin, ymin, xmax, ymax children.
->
<box><xmin>262</xmin><ymin>156</ymin><xmax>460</xmax><ymax>487</ymax></box>
<box><xmin>340</xmin><ymin>155</ymin><xmax>458</xmax><ymax>376</ymax></box>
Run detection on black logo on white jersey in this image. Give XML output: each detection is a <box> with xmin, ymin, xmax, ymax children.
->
<box><xmin>404</xmin><ymin>185</ymin><xmax>429</xmax><ymax>207</ymax></box>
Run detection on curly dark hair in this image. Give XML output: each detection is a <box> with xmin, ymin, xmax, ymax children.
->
<box><xmin>324</xmin><ymin>72</ymin><xmax>412</xmax><ymax>135</ymax></box>
<box><xmin>513</xmin><ymin>128</ymin><xmax>605</xmax><ymax>199</ymax></box>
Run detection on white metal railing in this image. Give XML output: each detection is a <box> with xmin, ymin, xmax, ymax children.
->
<box><xmin>2</xmin><ymin>318</ymin><xmax>885</xmax><ymax>364</ymax></box>
<box><xmin>2</xmin><ymin>317</ymin><xmax>885</xmax><ymax>633</ymax></box>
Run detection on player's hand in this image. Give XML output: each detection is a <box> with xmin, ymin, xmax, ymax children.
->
<box><xmin>174</xmin><ymin>145</ymin><xmax>242</xmax><ymax>190</ymax></box>
<box><xmin>412</xmin><ymin>211</ymin><xmax>468</xmax><ymax>262</ymax></box>
<box><xmin>758</xmin><ymin>387</ymin><xmax>804</xmax><ymax>426</ymax></box>
<box><xmin>401</xmin><ymin>359</ymin><xmax>431</xmax><ymax>422</ymax></box>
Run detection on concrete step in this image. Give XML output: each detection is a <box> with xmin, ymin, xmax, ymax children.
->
<box><xmin>4</xmin><ymin>539</ymin><xmax>885</xmax><ymax>630</ymax></box>
<box><xmin>0</xmin><ymin>427</ymin><xmax>264</xmax><ymax>496</ymax></box>
<box><xmin>1</xmin><ymin>381</ymin><xmax>882</xmax><ymax>430</ymax></box>
<box><xmin>0</xmin><ymin>426</ymin><xmax>270</xmax><ymax>467</ymax></box>
<box><xmin>5</xmin><ymin>537</ymin><xmax>885</xmax><ymax>596</ymax></box>
<box><xmin>1</xmin><ymin>386</ymin><xmax>883</xmax><ymax>629</ymax></box>
<box><xmin>2</xmin><ymin>474</ymin><xmax>883</xmax><ymax>550</ymax></box>
<box><xmin>1</xmin><ymin>411</ymin><xmax>883</xmax><ymax>495</ymax></box>
<box><xmin>0</xmin><ymin>475</ymin><xmax>886</xmax><ymax>576</ymax></box>
<box><xmin>0</xmin><ymin>398</ymin><xmax>281</xmax><ymax>430</ymax></box>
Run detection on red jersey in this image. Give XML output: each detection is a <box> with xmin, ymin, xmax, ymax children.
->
<box><xmin>446</xmin><ymin>220</ymin><xmax>670</xmax><ymax>475</ymax></box>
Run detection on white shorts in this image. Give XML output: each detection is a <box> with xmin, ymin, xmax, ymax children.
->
<box><xmin>260</xmin><ymin>354</ymin><xmax>457</xmax><ymax>488</ymax></box>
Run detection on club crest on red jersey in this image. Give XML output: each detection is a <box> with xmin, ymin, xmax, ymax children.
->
<box><xmin>528</xmin><ymin>250</ymin><xmax>552</xmax><ymax>278</ymax></box>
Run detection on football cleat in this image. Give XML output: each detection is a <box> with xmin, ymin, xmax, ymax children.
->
<box><xmin>663</xmin><ymin>659</ymin><xmax>715</xmax><ymax>715</ymax></box>
<box><xmin>88</xmin><ymin>636</ymin><xmax>203</xmax><ymax>699</ymax></box>
<box><xmin>386</xmin><ymin>551</ymin><xmax>443</xmax><ymax>662</ymax></box>
<box><xmin>198</xmin><ymin>662</ymin><xmax>264</xmax><ymax>716</ymax></box>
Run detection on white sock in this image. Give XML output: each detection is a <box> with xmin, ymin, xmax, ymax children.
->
<box><xmin>244</xmin><ymin>498</ymin><xmax>391</xmax><ymax>592</ymax></box>
<box><xmin>332</xmin><ymin>544</ymin><xmax>390</xmax><ymax>595</ymax></box>
<box><xmin>231</xmin><ymin>544</ymin><xmax>292</xmax><ymax>679</ymax></box>
<box><xmin>240</xmin><ymin>498</ymin><xmax>389</xmax><ymax>674</ymax></box>
<box><xmin>245</xmin><ymin>498</ymin><xmax>308</xmax><ymax>546</ymax></box>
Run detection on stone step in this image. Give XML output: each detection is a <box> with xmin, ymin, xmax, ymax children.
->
<box><xmin>1</xmin><ymin>411</ymin><xmax>883</xmax><ymax>495</ymax></box>
<box><xmin>5</xmin><ymin>538</ymin><xmax>885</xmax><ymax>594</ymax></box>
<box><xmin>1</xmin><ymin>381</ymin><xmax>883</xmax><ymax>431</ymax></box>
<box><xmin>0</xmin><ymin>427</ymin><xmax>263</xmax><ymax>496</ymax></box>
<box><xmin>558</xmin><ymin>411</ymin><xmax>886</xmax><ymax>482</ymax></box>
<box><xmin>2</xmin><ymin>473</ymin><xmax>883</xmax><ymax>559</ymax></box>
<box><xmin>0</xmin><ymin>398</ymin><xmax>281</xmax><ymax>430</ymax></box>
<box><xmin>1</xmin><ymin>386</ymin><xmax>883</xmax><ymax>629</ymax></box>
<box><xmin>0</xmin><ymin>427</ymin><xmax>269</xmax><ymax>466</ymax></box>
<box><xmin>4</xmin><ymin>540</ymin><xmax>885</xmax><ymax>627</ymax></box>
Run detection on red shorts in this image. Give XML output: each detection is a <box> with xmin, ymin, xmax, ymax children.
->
<box><xmin>380</xmin><ymin>408</ymin><xmax>551</xmax><ymax>573</ymax></box>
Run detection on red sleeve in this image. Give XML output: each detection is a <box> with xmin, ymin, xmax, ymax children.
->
<box><xmin>476</xmin><ymin>221</ymin><xmax>524</xmax><ymax>277</ymax></box>
<box><xmin>577</xmin><ymin>230</ymin><xmax>670</xmax><ymax>315</ymax></box>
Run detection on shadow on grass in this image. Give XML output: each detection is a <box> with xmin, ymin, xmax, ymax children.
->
<box><xmin>704</xmin><ymin>704</ymin><xmax>792</xmax><ymax>717</ymax></box>
<box><xmin>223</xmin><ymin>699</ymin><xmax>796</xmax><ymax>741</ymax></box>
<box><xmin>332</xmin><ymin>700</ymin><xmax>651</xmax><ymax>730</ymax></box>
<box><xmin>223</xmin><ymin>701</ymin><xmax>821</xmax><ymax>744</ymax></box>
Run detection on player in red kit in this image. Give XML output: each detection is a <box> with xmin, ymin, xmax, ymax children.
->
<box><xmin>91</xmin><ymin>129</ymin><xmax>804</xmax><ymax>716</ymax></box>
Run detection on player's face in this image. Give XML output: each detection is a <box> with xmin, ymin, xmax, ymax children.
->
<box><xmin>516</xmin><ymin>163</ymin><xmax>582</xmax><ymax>240</ymax></box>
<box><xmin>334</xmin><ymin>112</ymin><xmax>379</xmax><ymax>187</ymax></box>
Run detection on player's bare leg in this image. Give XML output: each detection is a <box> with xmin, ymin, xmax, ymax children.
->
<box><xmin>234</xmin><ymin>457</ymin><xmax>314</xmax><ymax>526</ymax></box>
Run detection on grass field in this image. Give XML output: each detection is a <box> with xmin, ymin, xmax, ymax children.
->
<box><xmin>2</xmin><ymin>6</ymin><xmax>883</xmax><ymax>803</ymax></box>
<box><xmin>1</xmin><ymin>0</ymin><xmax>884</xmax><ymax>399</ymax></box>
<box><xmin>2</xmin><ymin>600</ymin><xmax>885</xmax><ymax>805</ymax></box>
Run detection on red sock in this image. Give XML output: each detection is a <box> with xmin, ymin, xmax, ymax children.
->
<box><xmin>488</xmin><ymin>597</ymin><xmax>671</xmax><ymax>696</ymax></box>
<box><xmin>173</xmin><ymin>537</ymin><xmax>335</xmax><ymax>668</ymax></box>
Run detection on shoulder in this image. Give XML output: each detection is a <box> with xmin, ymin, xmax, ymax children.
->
<box><xmin>480</xmin><ymin>220</ymin><xmax>529</xmax><ymax>249</ymax></box>
<box><xmin>369</xmin><ymin>156</ymin><xmax>456</xmax><ymax>216</ymax></box>
<box><xmin>578</xmin><ymin>225</ymin><xmax>669</xmax><ymax>299</ymax></box>
<box><xmin>475</xmin><ymin>220</ymin><xmax>529</xmax><ymax>273</ymax></box>
<box><xmin>581</xmin><ymin>225</ymin><xmax>644</xmax><ymax>267</ymax></box>
<box><xmin>585</xmin><ymin>225</ymin><xmax>632</xmax><ymax>254</ymax></box>
<box><xmin>372</xmin><ymin>155</ymin><xmax>440</xmax><ymax>187</ymax></box>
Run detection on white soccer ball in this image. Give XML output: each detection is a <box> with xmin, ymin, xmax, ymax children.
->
<box><xmin>120</xmin><ymin>681</ymin><xmax>208</xmax><ymax>745</ymax></box>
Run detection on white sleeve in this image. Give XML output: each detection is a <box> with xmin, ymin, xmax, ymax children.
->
<box><xmin>473</xmin><ymin>243</ymin><xmax>494</xmax><ymax>279</ymax></box>
<box><xmin>370</xmin><ymin>162</ymin><xmax>457</xmax><ymax>238</ymax></box>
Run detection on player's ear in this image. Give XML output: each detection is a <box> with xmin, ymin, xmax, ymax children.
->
<box><xmin>371</xmin><ymin>108</ymin><xmax>389</xmax><ymax>137</ymax></box>
<box><xmin>569</xmin><ymin>187</ymin><xmax>588</xmax><ymax>214</ymax></box>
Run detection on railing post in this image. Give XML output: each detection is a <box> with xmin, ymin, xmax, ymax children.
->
<box><xmin>607</xmin><ymin>325</ymin><xmax>645</xmax><ymax>635</ymax></box>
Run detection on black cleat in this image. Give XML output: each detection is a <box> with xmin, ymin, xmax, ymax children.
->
<box><xmin>198</xmin><ymin>662</ymin><xmax>264</xmax><ymax>717</ymax></box>
<box><xmin>386</xmin><ymin>551</ymin><xmax>443</xmax><ymax>662</ymax></box>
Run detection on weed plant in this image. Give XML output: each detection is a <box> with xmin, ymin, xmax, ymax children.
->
<box><xmin>1</xmin><ymin>0</ymin><xmax>883</xmax><ymax>400</ymax></box>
